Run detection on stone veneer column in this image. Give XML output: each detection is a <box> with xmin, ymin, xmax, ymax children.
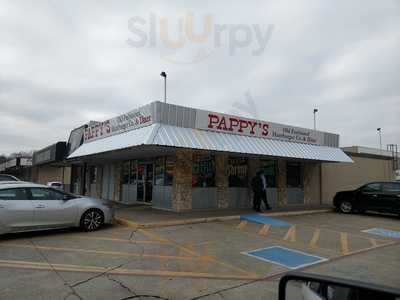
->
<box><xmin>216</xmin><ymin>154</ymin><xmax>229</xmax><ymax>208</ymax></box>
<box><xmin>172</xmin><ymin>149</ymin><xmax>193</xmax><ymax>211</ymax></box>
<box><xmin>303</xmin><ymin>162</ymin><xmax>321</xmax><ymax>205</ymax></box>
<box><xmin>277</xmin><ymin>159</ymin><xmax>287</xmax><ymax>207</ymax></box>
<box><xmin>113</xmin><ymin>162</ymin><xmax>122</xmax><ymax>202</ymax></box>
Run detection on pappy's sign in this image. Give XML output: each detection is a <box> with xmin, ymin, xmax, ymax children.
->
<box><xmin>84</xmin><ymin>106</ymin><xmax>152</xmax><ymax>143</ymax></box>
<box><xmin>195</xmin><ymin>110</ymin><xmax>324</xmax><ymax>145</ymax></box>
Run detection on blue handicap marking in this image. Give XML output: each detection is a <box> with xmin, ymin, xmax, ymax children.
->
<box><xmin>363</xmin><ymin>228</ymin><xmax>400</xmax><ymax>239</ymax></box>
<box><xmin>242</xmin><ymin>246</ymin><xmax>327</xmax><ymax>269</ymax></box>
<box><xmin>240</xmin><ymin>214</ymin><xmax>292</xmax><ymax>227</ymax></box>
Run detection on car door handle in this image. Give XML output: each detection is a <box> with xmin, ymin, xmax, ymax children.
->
<box><xmin>0</xmin><ymin>205</ymin><xmax>4</xmax><ymax>208</ymax></box>
<box><xmin>372</xmin><ymin>194</ymin><xmax>378</xmax><ymax>198</ymax></box>
<box><xmin>35</xmin><ymin>204</ymin><xmax>46</xmax><ymax>209</ymax></box>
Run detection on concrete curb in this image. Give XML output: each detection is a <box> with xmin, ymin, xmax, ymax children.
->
<box><xmin>114</xmin><ymin>208</ymin><xmax>333</xmax><ymax>229</ymax></box>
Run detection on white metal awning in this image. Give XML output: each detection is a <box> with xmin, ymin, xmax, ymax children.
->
<box><xmin>68</xmin><ymin>123</ymin><xmax>352</xmax><ymax>162</ymax></box>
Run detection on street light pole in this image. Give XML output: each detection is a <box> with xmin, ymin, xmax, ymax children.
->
<box><xmin>313</xmin><ymin>108</ymin><xmax>318</xmax><ymax>130</ymax></box>
<box><xmin>160</xmin><ymin>71</ymin><xmax>167</xmax><ymax>103</ymax></box>
<box><xmin>377</xmin><ymin>128</ymin><xmax>382</xmax><ymax>150</ymax></box>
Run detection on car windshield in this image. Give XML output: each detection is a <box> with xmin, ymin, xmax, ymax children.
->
<box><xmin>0</xmin><ymin>175</ymin><xmax>17</xmax><ymax>181</ymax></box>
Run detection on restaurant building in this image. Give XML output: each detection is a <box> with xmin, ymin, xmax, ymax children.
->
<box><xmin>67</xmin><ymin>101</ymin><xmax>352</xmax><ymax>211</ymax></box>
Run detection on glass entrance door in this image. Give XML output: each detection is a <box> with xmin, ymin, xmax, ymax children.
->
<box><xmin>137</xmin><ymin>163</ymin><xmax>153</xmax><ymax>203</ymax></box>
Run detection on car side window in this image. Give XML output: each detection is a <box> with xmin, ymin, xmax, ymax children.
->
<box><xmin>29</xmin><ymin>188</ymin><xmax>52</xmax><ymax>200</ymax></box>
<box><xmin>49</xmin><ymin>189</ymin><xmax>66</xmax><ymax>200</ymax></box>
<box><xmin>383</xmin><ymin>183</ymin><xmax>400</xmax><ymax>193</ymax></box>
<box><xmin>0</xmin><ymin>188</ymin><xmax>28</xmax><ymax>200</ymax></box>
<box><xmin>362</xmin><ymin>183</ymin><xmax>382</xmax><ymax>192</ymax></box>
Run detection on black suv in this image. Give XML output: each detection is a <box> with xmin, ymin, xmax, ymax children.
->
<box><xmin>333</xmin><ymin>181</ymin><xmax>400</xmax><ymax>215</ymax></box>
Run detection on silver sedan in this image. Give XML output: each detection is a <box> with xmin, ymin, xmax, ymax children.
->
<box><xmin>0</xmin><ymin>182</ymin><xmax>114</xmax><ymax>234</ymax></box>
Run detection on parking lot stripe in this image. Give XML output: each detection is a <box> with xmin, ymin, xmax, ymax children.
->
<box><xmin>258</xmin><ymin>224</ymin><xmax>271</xmax><ymax>236</ymax></box>
<box><xmin>369</xmin><ymin>238</ymin><xmax>378</xmax><ymax>247</ymax></box>
<box><xmin>137</xmin><ymin>228</ymin><xmax>258</xmax><ymax>277</ymax></box>
<box><xmin>309</xmin><ymin>228</ymin><xmax>321</xmax><ymax>248</ymax></box>
<box><xmin>340</xmin><ymin>232</ymin><xmax>349</xmax><ymax>255</ymax></box>
<box><xmin>283</xmin><ymin>226</ymin><xmax>296</xmax><ymax>242</ymax></box>
<box><xmin>0</xmin><ymin>259</ymin><xmax>261</xmax><ymax>281</ymax></box>
<box><xmin>237</xmin><ymin>221</ymin><xmax>248</xmax><ymax>230</ymax></box>
<box><xmin>0</xmin><ymin>243</ymin><xmax>204</xmax><ymax>262</ymax></box>
<box><xmin>68</xmin><ymin>235</ymin><xmax>167</xmax><ymax>244</ymax></box>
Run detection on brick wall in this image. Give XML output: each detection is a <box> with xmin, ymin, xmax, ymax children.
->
<box><xmin>215</xmin><ymin>154</ymin><xmax>229</xmax><ymax>208</ymax></box>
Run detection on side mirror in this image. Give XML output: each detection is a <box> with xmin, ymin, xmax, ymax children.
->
<box><xmin>63</xmin><ymin>195</ymin><xmax>71</xmax><ymax>201</ymax></box>
<box><xmin>279</xmin><ymin>272</ymin><xmax>400</xmax><ymax>300</ymax></box>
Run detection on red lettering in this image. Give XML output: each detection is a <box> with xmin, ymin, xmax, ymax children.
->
<box><xmin>262</xmin><ymin>123</ymin><xmax>269</xmax><ymax>136</ymax></box>
<box><xmin>238</xmin><ymin>120</ymin><xmax>249</xmax><ymax>132</ymax></box>
<box><xmin>229</xmin><ymin>117</ymin><xmax>239</xmax><ymax>131</ymax></box>
<box><xmin>217</xmin><ymin>116</ymin><xmax>228</xmax><ymax>130</ymax></box>
<box><xmin>208</xmin><ymin>114</ymin><xmax>220</xmax><ymax>129</ymax></box>
<box><xmin>248</xmin><ymin>121</ymin><xmax>257</xmax><ymax>134</ymax></box>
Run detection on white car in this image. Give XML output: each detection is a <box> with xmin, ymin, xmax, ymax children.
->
<box><xmin>47</xmin><ymin>181</ymin><xmax>64</xmax><ymax>190</ymax></box>
<box><xmin>0</xmin><ymin>182</ymin><xmax>114</xmax><ymax>234</ymax></box>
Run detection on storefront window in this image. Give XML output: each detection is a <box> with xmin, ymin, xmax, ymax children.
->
<box><xmin>287</xmin><ymin>162</ymin><xmax>303</xmax><ymax>188</ymax></box>
<box><xmin>165</xmin><ymin>157</ymin><xmax>174</xmax><ymax>186</ymax></box>
<box><xmin>130</xmin><ymin>160</ymin><xmax>137</xmax><ymax>184</ymax></box>
<box><xmin>260</xmin><ymin>160</ymin><xmax>277</xmax><ymax>187</ymax></box>
<box><xmin>154</xmin><ymin>158</ymin><xmax>165</xmax><ymax>185</ymax></box>
<box><xmin>153</xmin><ymin>157</ymin><xmax>174</xmax><ymax>186</ymax></box>
<box><xmin>227</xmin><ymin>157</ymin><xmax>248</xmax><ymax>187</ymax></box>
<box><xmin>192</xmin><ymin>154</ymin><xmax>215</xmax><ymax>187</ymax></box>
<box><xmin>121</xmin><ymin>160</ymin><xmax>137</xmax><ymax>185</ymax></box>
<box><xmin>122</xmin><ymin>161</ymin><xmax>130</xmax><ymax>184</ymax></box>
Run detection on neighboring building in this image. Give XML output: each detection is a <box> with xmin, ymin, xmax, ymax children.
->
<box><xmin>0</xmin><ymin>156</ymin><xmax>33</xmax><ymax>181</ymax></box>
<box><xmin>66</xmin><ymin>101</ymin><xmax>352</xmax><ymax>211</ymax></box>
<box><xmin>32</xmin><ymin>142</ymin><xmax>71</xmax><ymax>191</ymax></box>
<box><xmin>321</xmin><ymin>146</ymin><xmax>399</xmax><ymax>205</ymax></box>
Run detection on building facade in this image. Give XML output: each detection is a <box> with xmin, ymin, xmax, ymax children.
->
<box><xmin>321</xmin><ymin>146</ymin><xmax>399</xmax><ymax>204</ymax></box>
<box><xmin>67</xmin><ymin>101</ymin><xmax>351</xmax><ymax>211</ymax></box>
<box><xmin>0</xmin><ymin>156</ymin><xmax>33</xmax><ymax>181</ymax></box>
<box><xmin>32</xmin><ymin>142</ymin><xmax>71</xmax><ymax>190</ymax></box>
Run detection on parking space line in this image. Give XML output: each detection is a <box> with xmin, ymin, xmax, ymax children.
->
<box><xmin>369</xmin><ymin>238</ymin><xmax>378</xmax><ymax>247</ymax></box>
<box><xmin>0</xmin><ymin>259</ymin><xmax>261</xmax><ymax>281</ymax></box>
<box><xmin>309</xmin><ymin>228</ymin><xmax>320</xmax><ymax>248</ymax></box>
<box><xmin>283</xmin><ymin>226</ymin><xmax>296</xmax><ymax>242</ymax></box>
<box><xmin>237</xmin><ymin>221</ymin><xmax>248</xmax><ymax>230</ymax></box>
<box><xmin>136</xmin><ymin>228</ymin><xmax>258</xmax><ymax>277</ymax></box>
<box><xmin>258</xmin><ymin>224</ymin><xmax>271</xmax><ymax>236</ymax></box>
<box><xmin>340</xmin><ymin>232</ymin><xmax>349</xmax><ymax>255</ymax></box>
<box><xmin>68</xmin><ymin>235</ymin><xmax>167</xmax><ymax>245</ymax></box>
<box><xmin>0</xmin><ymin>243</ymin><xmax>204</xmax><ymax>262</ymax></box>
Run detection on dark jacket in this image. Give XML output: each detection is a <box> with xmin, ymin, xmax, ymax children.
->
<box><xmin>251</xmin><ymin>175</ymin><xmax>263</xmax><ymax>194</ymax></box>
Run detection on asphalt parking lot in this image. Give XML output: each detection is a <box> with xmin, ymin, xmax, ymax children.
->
<box><xmin>0</xmin><ymin>211</ymin><xmax>399</xmax><ymax>300</ymax></box>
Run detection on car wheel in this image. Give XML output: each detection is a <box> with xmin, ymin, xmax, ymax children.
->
<box><xmin>80</xmin><ymin>209</ymin><xmax>104</xmax><ymax>231</ymax></box>
<box><xmin>339</xmin><ymin>201</ymin><xmax>353</xmax><ymax>214</ymax></box>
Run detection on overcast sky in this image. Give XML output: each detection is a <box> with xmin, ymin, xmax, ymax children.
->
<box><xmin>1</xmin><ymin>0</ymin><xmax>399</xmax><ymax>155</ymax></box>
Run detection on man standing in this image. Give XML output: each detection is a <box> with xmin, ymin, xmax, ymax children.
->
<box><xmin>260</xmin><ymin>171</ymin><xmax>271</xmax><ymax>210</ymax></box>
<box><xmin>251</xmin><ymin>171</ymin><xmax>263</xmax><ymax>212</ymax></box>
<box><xmin>251</xmin><ymin>170</ymin><xmax>271</xmax><ymax>212</ymax></box>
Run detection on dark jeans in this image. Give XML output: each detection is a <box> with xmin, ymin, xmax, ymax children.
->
<box><xmin>253</xmin><ymin>190</ymin><xmax>270</xmax><ymax>211</ymax></box>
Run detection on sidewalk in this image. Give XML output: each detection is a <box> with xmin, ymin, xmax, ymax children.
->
<box><xmin>114</xmin><ymin>204</ymin><xmax>333</xmax><ymax>229</ymax></box>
